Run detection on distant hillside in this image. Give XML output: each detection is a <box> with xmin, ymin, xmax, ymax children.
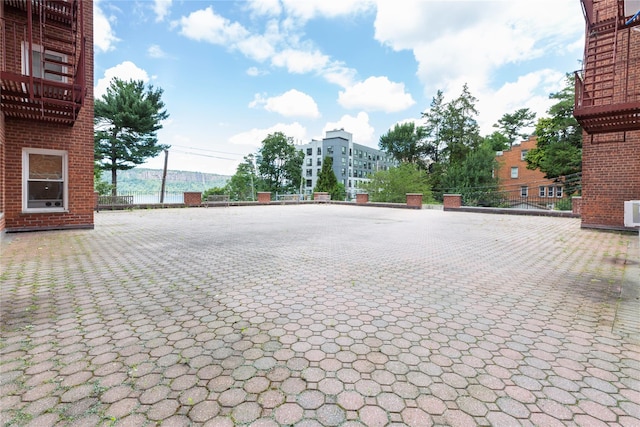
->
<box><xmin>101</xmin><ymin>168</ymin><xmax>230</xmax><ymax>193</ymax></box>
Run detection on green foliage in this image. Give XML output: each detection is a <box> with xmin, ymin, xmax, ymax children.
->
<box><xmin>554</xmin><ymin>198</ymin><xmax>573</xmax><ymax>211</ymax></box>
<box><xmin>226</xmin><ymin>155</ymin><xmax>259</xmax><ymax>201</ymax></box>
<box><xmin>360</xmin><ymin>163</ymin><xmax>432</xmax><ymax>203</ymax></box>
<box><xmin>484</xmin><ymin>131</ymin><xmax>510</xmax><ymax>152</ymax></box>
<box><xmin>378</xmin><ymin>122</ymin><xmax>428</xmax><ymax>168</ymax></box>
<box><xmin>314</xmin><ymin>156</ymin><xmax>344</xmax><ymax>200</ymax></box>
<box><xmin>440</xmin><ymin>142</ymin><xmax>500</xmax><ymax>205</ymax></box>
<box><xmin>257</xmin><ymin>132</ymin><xmax>304</xmax><ymax>194</ymax></box>
<box><xmin>94</xmin><ymin>169</ymin><xmax>114</xmax><ymax>196</ymax></box>
<box><xmin>94</xmin><ymin>78</ymin><xmax>169</xmax><ymax>194</ymax></box>
<box><xmin>202</xmin><ymin>187</ymin><xmax>227</xmax><ymax>200</ymax></box>
<box><xmin>493</xmin><ymin>108</ymin><xmax>536</xmax><ymax>147</ymax></box>
<box><xmin>526</xmin><ymin>74</ymin><xmax>582</xmax><ymax>195</ymax></box>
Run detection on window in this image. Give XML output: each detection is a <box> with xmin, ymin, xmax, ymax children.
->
<box><xmin>341</xmin><ymin>168</ymin><xmax>346</xmax><ymax>176</ymax></box>
<box><xmin>306</xmin><ymin>148</ymin><xmax>312</xmax><ymax>155</ymax></box>
<box><xmin>317</xmin><ymin>158</ymin><xmax>322</xmax><ymax>166</ymax></box>
<box><xmin>547</xmin><ymin>186</ymin><xmax>555</xmax><ymax>198</ymax></box>
<box><xmin>317</xmin><ymin>168</ymin><xmax>321</xmax><ymax>176</ymax></box>
<box><xmin>556</xmin><ymin>186</ymin><xmax>563</xmax><ymax>198</ymax></box>
<box><xmin>22</xmin><ymin>43</ymin><xmax>67</xmax><ymax>82</ymax></box>
<box><xmin>341</xmin><ymin>146</ymin><xmax>346</xmax><ymax>155</ymax></box>
<box><xmin>327</xmin><ymin>146</ymin><xmax>333</xmax><ymax>154</ymax></box>
<box><xmin>23</xmin><ymin>148</ymin><xmax>67</xmax><ymax>211</ymax></box>
<box><xmin>317</xmin><ymin>147</ymin><xmax>321</xmax><ymax>155</ymax></box>
<box><xmin>511</xmin><ymin>167</ymin><xmax>518</xmax><ymax>178</ymax></box>
<box><xmin>341</xmin><ymin>157</ymin><xmax>346</xmax><ymax>164</ymax></box>
<box><xmin>306</xmin><ymin>169</ymin><xmax>312</xmax><ymax>177</ymax></box>
<box><xmin>539</xmin><ymin>186</ymin><xmax>546</xmax><ymax>197</ymax></box>
<box><xmin>306</xmin><ymin>158</ymin><xmax>312</xmax><ymax>166</ymax></box>
<box><xmin>520</xmin><ymin>186</ymin><xmax>528</xmax><ymax>197</ymax></box>
<box><xmin>521</xmin><ymin>150</ymin><xmax>528</xmax><ymax>161</ymax></box>
<box><xmin>306</xmin><ymin>179</ymin><xmax>312</xmax><ymax>187</ymax></box>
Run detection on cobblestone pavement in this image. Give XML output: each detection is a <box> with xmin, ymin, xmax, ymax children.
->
<box><xmin>1</xmin><ymin>205</ymin><xmax>639</xmax><ymax>427</ymax></box>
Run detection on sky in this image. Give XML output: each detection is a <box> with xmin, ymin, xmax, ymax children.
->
<box><xmin>94</xmin><ymin>0</ymin><xmax>586</xmax><ymax>176</ymax></box>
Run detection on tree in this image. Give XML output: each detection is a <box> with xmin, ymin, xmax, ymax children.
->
<box><xmin>257</xmin><ymin>132</ymin><xmax>304</xmax><ymax>194</ymax></box>
<box><xmin>314</xmin><ymin>156</ymin><xmax>344</xmax><ymax>200</ymax></box>
<box><xmin>493</xmin><ymin>108</ymin><xmax>536</xmax><ymax>148</ymax></box>
<box><xmin>360</xmin><ymin>163</ymin><xmax>432</xmax><ymax>203</ymax></box>
<box><xmin>526</xmin><ymin>74</ymin><xmax>582</xmax><ymax>195</ymax></box>
<box><xmin>95</xmin><ymin>78</ymin><xmax>169</xmax><ymax>195</ymax></box>
<box><xmin>440</xmin><ymin>142</ymin><xmax>500</xmax><ymax>205</ymax></box>
<box><xmin>226</xmin><ymin>154</ymin><xmax>259</xmax><ymax>201</ymax></box>
<box><xmin>440</xmin><ymin>83</ymin><xmax>482</xmax><ymax>165</ymax></box>
<box><xmin>422</xmin><ymin>90</ymin><xmax>446</xmax><ymax>164</ymax></box>
<box><xmin>379</xmin><ymin>122</ymin><xmax>427</xmax><ymax>168</ymax></box>
<box><xmin>484</xmin><ymin>131</ymin><xmax>510</xmax><ymax>152</ymax></box>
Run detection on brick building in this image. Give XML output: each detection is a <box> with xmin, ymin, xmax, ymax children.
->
<box><xmin>495</xmin><ymin>136</ymin><xmax>567</xmax><ymax>203</ymax></box>
<box><xmin>574</xmin><ymin>0</ymin><xmax>640</xmax><ymax>231</ymax></box>
<box><xmin>0</xmin><ymin>0</ymin><xmax>94</xmax><ymax>233</ymax></box>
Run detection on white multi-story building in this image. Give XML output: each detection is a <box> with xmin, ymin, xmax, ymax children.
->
<box><xmin>298</xmin><ymin>129</ymin><xmax>396</xmax><ymax>199</ymax></box>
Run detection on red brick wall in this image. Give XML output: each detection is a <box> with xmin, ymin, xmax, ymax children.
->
<box><xmin>0</xmin><ymin>112</ymin><xmax>5</xmax><ymax>233</ymax></box>
<box><xmin>582</xmin><ymin>131</ymin><xmax>640</xmax><ymax>229</ymax></box>
<box><xmin>579</xmin><ymin>0</ymin><xmax>640</xmax><ymax>230</ymax></box>
<box><xmin>2</xmin><ymin>0</ymin><xmax>94</xmax><ymax>232</ymax></box>
<box><xmin>495</xmin><ymin>137</ymin><xmax>563</xmax><ymax>197</ymax></box>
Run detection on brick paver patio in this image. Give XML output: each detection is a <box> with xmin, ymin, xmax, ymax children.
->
<box><xmin>1</xmin><ymin>205</ymin><xmax>639</xmax><ymax>426</ymax></box>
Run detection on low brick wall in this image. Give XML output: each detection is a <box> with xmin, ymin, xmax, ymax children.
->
<box><xmin>443</xmin><ymin>194</ymin><xmax>462</xmax><ymax>209</ymax></box>
<box><xmin>356</xmin><ymin>193</ymin><xmax>369</xmax><ymax>205</ymax></box>
<box><xmin>257</xmin><ymin>192</ymin><xmax>271</xmax><ymax>204</ymax></box>
<box><xmin>314</xmin><ymin>192</ymin><xmax>330</xmax><ymax>201</ymax></box>
<box><xmin>184</xmin><ymin>192</ymin><xmax>203</xmax><ymax>207</ymax></box>
<box><xmin>406</xmin><ymin>193</ymin><xmax>423</xmax><ymax>208</ymax></box>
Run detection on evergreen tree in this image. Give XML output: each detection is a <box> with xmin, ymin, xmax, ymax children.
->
<box><xmin>314</xmin><ymin>156</ymin><xmax>344</xmax><ymax>200</ymax></box>
<box><xmin>378</xmin><ymin>122</ymin><xmax>427</xmax><ymax>168</ymax></box>
<box><xmin>94</xmin><ymin>78</ymin><xmax>169</xmax><ymax>195</ymax></box>
<box><xmin>493</xmin><ymin>108</ymin><xmax>536</xmax><ymax>148</ymax></box>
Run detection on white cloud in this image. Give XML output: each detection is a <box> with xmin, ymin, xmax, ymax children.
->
<box><xmin>373</xmin><ymin>0</ymin><xmax>584</xmax><ymax>96</ymax></box>
<box><xmin>477</xmin><ymin>69</ymin><xmax>566</xmax><ymax>135</ymax></box>
<box><xmin>178</xmin><ymin>6</ymin><xmax>249</xmax><ymax>45</ymax></box>
<box><xmin>153</xmin><ymin>0</ymin><xmax>172</xmax><ymax>22</ymax></box>
<box><xmin>229</xmin><ymin>123</ymin><xmax>308</xmax><ymax>149</ymax></box>
<box><xmin>271</xmin><ymin>49</ymin><xmax>330</xmax><ymax>74</ymax></box>
<box><xmin>247</xmin><ymin>67</ymin><xmax>268</xmax><ymax>77</ymax></box>
<box><xmin>250</xmin><ymin>90</ymin><xmax>321</xmax><ymax>118</ymax></box>
<box><xmin>247</xmin><ymin>0</ymin><xmax>282</xmax><ymax>17</ymax></box>
<box><xmin>323</xmin><ymin>112</ymin><xmax>375</xmax><ymax>145</ymax></box>
<box><xmin>338</xmin><ymin>76</ymin><xmax>415</xmax><ymax>113</ymax></box>
<box><xmin>147</xmin><ymin>44</ymin><xmax>167</xmax><ymax>58</ymax></box>
<box><xmin>94</xmin><ymin>1</ymin><xmax>119</xmax><ymax>53</ymax></box>
<box><xmin>94</xmin><ymin>61</ymin><xmax>150</xmax><ymax>99</ymax></box>
<box><xmin>281</xmin><ymin>0</ymin><xmax>375</xmax><ymax>22</ymax></box>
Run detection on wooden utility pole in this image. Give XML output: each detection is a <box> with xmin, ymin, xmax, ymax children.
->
<box><xmin>160</xmin><ymin>149</ymin><xmax>168</xmax><ymax>203</ymax></box>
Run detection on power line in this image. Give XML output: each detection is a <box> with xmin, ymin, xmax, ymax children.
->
<box><xmin>169</xmin><ymin>144</ymin><xmax>245</xmax><ymax>156</ymax></box>
<box><xmin>170</xmin><ymin>149</ymin><xmax>239</xmax><ymax>161</ymax></box>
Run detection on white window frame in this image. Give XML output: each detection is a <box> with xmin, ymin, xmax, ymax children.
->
<box><xmin>556</xmin><ymin>186</ymin><xmax>563</xmax><ymax>198</ymax></box>
<box><xmin>547</xmin><ymin>186</ymin><xmax>555</xmax><ymax>198</ymax></box>
<box><xmin>21</xmin><ymin>42</ymin><xmax>68</xmax><ymax>82</ymax></box>
<box><xmin>22</xmin><ymin>148</ymin><xmax>68</xmax><ymax>213</ymax></box>
<box><xmin>521</xmin><ymin>150</ymin><xmax>528</xmax><ymax>161</ymax></box>
<box><xmin>511</xmin><ymin>167</ymin><xmax>518</xmax><ymax>178</ymax></box>
<box><xmin>539</xmin><ymin>186</ymin><xmax>546</xmax><ymax>197</ymax></box>
<box><xmin>521</xmin><ymin>186</ymin><xmax>528</xmax><ymax>197</ymax></box>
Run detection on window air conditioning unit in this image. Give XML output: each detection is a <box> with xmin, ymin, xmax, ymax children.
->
<box><xmin>624</xmin><ymin>200</ymin><xmax>640</xmax><ymax>227</ymax></box>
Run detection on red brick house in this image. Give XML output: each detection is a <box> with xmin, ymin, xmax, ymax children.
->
<box><xmin>574</xmin><ymin>0</ymin><xmax>640</xmax><ymax>231</ymax></box>
<box><xmin>495</xmin><ymin>136</ymin><xmax>567</xmax><ymax>203</ymax></box>
<box><xmin>0</xmin><ymin>0</ymin><xmax>94</xmax><ymax>233</ymax></box>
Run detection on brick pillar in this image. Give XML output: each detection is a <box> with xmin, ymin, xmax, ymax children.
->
<box><xmin>406</xmin><ymin>193</ymin><xmax>423</xmax><ymax>208</ymax></box>
<box><xmin>184</xmin><ymin>192</ymin><xmax>202</xmax><ymax>207</ymax></box>
<box><xmin>356</xmin><ymin>193</ymin><xmax>369</xmax><ymax>204</ymax></box>
<box><xmin>443</xmin><ymin>194</ymin><xmax>462</xmax><ymax>209</ymax></box>
<box><xmin>572</xmin><ymin>196</ymin><xmax>582</xmax><ymax>217</ymax></box>
<box><xmin>257</xmin><ymin>192</ymin><xmax>271</xmax><ymax>204</ymax></box>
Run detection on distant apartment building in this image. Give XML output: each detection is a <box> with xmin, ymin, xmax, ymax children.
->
<box><xmin>573</xmin><ymin>0</ymin><xmax>640</xmax><ymax>230</ymax></box>
<box><xmin>298</xmin><ymin>130</ymin><xmax>396</xmax><ymax>199</ymax></box>
<box><xmin>495</xmin><ymin>137</ymin><xmax>567</xmax><ymax>202</ymax></box>
<box><xmin>0</xmin><ymin>0</ymin><xmax>94</xmax><ymax>232</ymax></box>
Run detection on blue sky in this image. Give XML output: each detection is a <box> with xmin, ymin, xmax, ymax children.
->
<box><xmin>94</xmin><ymin>0</ymin><xmax>585</xmax><ymax>175</ymax></box>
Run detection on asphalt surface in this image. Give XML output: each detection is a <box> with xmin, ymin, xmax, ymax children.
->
<box><xmin>1</xmin><ymin>205</ymin><xmax>639</xmax><ymax>426</ymax></box>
